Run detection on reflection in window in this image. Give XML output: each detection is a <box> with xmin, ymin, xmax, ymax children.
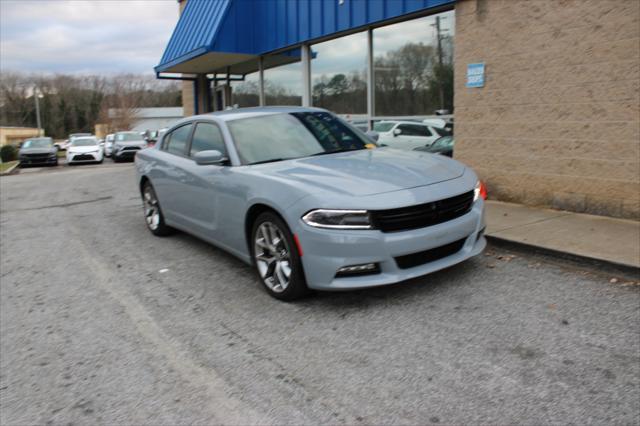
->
<box><xmin>373</xmin><ymin>11</ymin><xmax>455</xmax><ymax>116</ymax></box>
<box><xmin>231</xmin><ymin>72</ymin><xmax>260</xmax><ymax>107</ymax></box>
<box><xmin>311</xmin><ymin>31</ymin><xmax>367</xmax><ymax>114</ymax></box>
<box><xmin>264</xmin><ymin>49</ymin><xmax>302</xmax><ymax>106</ymax></box>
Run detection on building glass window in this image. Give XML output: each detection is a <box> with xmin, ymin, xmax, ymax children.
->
<box><xmin>373</xmin><ymin>10</ymin><xmax>455</xmax><ymax>116</ymax></box>
<box><xmin>264</xmin><ymin>49</ymin><xmax>303</xmax><ymax>106</ymax></box>
<box><xmin>311</xmin><ymin>31</ymin><xmax>367</xmax><ymax>115</ymax></box>
<box><xmin>230</xmin><ymin>72</ymin><xmax>260</xmax><ymax>107</ymax></box>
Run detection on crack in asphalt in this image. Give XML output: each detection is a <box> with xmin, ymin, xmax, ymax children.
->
<box><xmin>70</xmin><ymin>229</ymin><xmax>268</xmax><ymax>425</ymax></box>
<box><xmin>1</xmin><ymin>196</ymin><xmax>113</xmax><ymax>213</ymax></box>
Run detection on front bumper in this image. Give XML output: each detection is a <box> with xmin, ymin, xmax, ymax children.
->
<box><xmin>67</xmin><ymin>152</ymin><xmax>100</xmax><ymax>162</ymax></box>
<box><xmin>113</xmin><ymin>148</ymin><xmax>139</xmax><ymax>159</ymax></box>
<box><xmin>296</xmin><ymin>199</ymin><xmax>486</xmax><ymax>290</ymax></box>
<box><xmin>20</xmin><ymin>156</ymin><xmax>57</xmax><ymax>166</ymax></box>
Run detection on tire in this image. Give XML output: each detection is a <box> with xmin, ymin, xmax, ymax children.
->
<box><xmin>112</xmin><ymin>156</ymin><xmax>119</xmax><ymax>163</ymax></box>
<box><xmin>251</xmin><ymin>212</ymin><xmax>308</xmax><ymax>300</ymax></box>
<box><xmin>141</xmin><ymin>181</ymin><xmax>173</xmax><ymax>236</ymax></box>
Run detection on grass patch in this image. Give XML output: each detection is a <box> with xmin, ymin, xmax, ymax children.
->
<box><xmin>0</xmin><ymin>160</ymin><xmax>19</xmax><ymax>173</ymax></box>
<box><xmin>57</xmin><ymin>150</ymin><xmax>66</xmax><ymax>158</ymax></box>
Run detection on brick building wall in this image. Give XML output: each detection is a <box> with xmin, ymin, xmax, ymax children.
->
<box><xmin>454</xmin><ymin>0</ymin><xmax>640</xmax><ymax>219</ymax></box>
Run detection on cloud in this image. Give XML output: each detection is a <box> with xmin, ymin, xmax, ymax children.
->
<box><xmin>0</xmin><ymin>0</ymin><xmax>179</xmax><ymax>75</ymax></box>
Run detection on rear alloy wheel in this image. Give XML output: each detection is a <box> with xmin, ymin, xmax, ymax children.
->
<box><xmin>142</xmin><ymin>182</ymin><xmax>172</xmax><ymax>236</ymax></box>
<box><xmin>252</xmin><ymin>212</ymin><xmax>308</xmax><ymax>300</ymax></box>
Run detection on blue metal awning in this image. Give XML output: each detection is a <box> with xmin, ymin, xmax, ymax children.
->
<box><xmin>156</xmin><ymin>0</ymin><xmax>455</xmax><ymax>74</ymax></box>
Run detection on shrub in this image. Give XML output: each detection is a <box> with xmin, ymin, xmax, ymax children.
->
<box><xmin>0</xmin><ymin>145</ymin><xmax>17</xmax><ymax>162</ymax></box>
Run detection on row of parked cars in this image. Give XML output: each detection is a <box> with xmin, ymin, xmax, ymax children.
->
<box><xmin>352</xmin><ymin>118</ymin><xmax>455</xmax><ymax>157</ymax></box>
<box><xmin>18</xmin><ymin>130</ymin><xmax>156</xmax><ymax>167</ymax></box>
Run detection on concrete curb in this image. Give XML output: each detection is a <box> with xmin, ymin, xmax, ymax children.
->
<box><xmin>0</xmin><ymin>162</ymin><xmax>20</xmax><ymax>176</ymax></box>
<box><xmin>486</xmin><ymin>235</ymin><xmax>640</xmax><ymax>279</ymax></box>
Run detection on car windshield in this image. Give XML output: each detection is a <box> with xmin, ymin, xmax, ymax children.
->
<box><xmin>22</xmin><ymin>139</ymin><xmax>52</xmax><ymax>149</ymax></box>
<box><xmin>116</xmin><ymin>133</ymin><xmax>141</xmax><ymax>142</ymax></box>
<box><xmin>373</xmin><ymin>122</ymin><xmax>396</xmax><ymax>132</ymax></box>
<box><xmin>432</xmin><ymin>136</ymin><xmax>454</xmax><ymax>149</ymax></box>
<box><xmin>227</xmin><ymin>111</ymin><xmax>369</xmax><ymax>165</ymax></box>
<box><xmin>72</xmin><ymin>138</ymin><xmax>97</xmax><ymax>147</ymax></box>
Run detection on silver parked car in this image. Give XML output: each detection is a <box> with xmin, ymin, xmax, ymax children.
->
<box><xmin>112</xmin><ymin>131</ymin><xmax>147</xmax><ymax>162</ymax></box>
<box><xmin>135</xmin><ymin>107</ymin><xmax>486</xmax><ymax>300</ymax></box>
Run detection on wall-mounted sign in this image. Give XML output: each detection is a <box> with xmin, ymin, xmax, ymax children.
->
<box><xmin>466</xmin><ymin>63</ymin><xmax>485</xmax><ymax>88</ymax></box>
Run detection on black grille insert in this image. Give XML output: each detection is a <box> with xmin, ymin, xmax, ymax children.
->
<box><xmin>371</xmin><ymin>190</ymin><xmax>474</xmax><ymax>233</ymax></box>
<box><xmin>73</xmin><ymin>154</ymin><xmax>95</xmax><ymax>161</ymax></box>
<box><xmin>395</xmin><ymin>238</ymin><xmax>466</xmax><ymax>270</ymax></box>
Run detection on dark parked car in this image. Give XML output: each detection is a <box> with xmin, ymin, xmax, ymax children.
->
<box><xmin>18</xmin><ymin>137</ymin><xmax>58</xmax><ymax>166</ymax></box>
<box><xmin>415</xmin><ymin>135</ymin><xmax>455</xmax><ymax>157</ymax></box>
<box><xmin>112</xmin><ymin>131</ymin><xmax>147</xmax><ymax>162</ymax></box>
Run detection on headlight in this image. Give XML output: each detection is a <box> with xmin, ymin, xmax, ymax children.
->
<box><xmin>474</xmin><ymin>181</ymin><xmax>487</xmax><ymax>202</ymax></box>
<box><xmin>302</xmin><ymin>209</ymin><xmax>372</xmax><ymax>229</ymax></box>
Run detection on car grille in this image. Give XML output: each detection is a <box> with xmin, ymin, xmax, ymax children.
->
<box><xmin>73</xmin><ymin>154</ymin><xmax>95</xmax><ymax>161</ymax></box>
<box><xmin>394</xmin><ymin>238</ymin><xmax>467</xmax><ymax>269</ymax></box>
<box><xmin>370</xmin><ymin>190</ymin><xmax>474</xmax><ymax>233</ymax></box>
<box><xmin>24</xmin><ymin>153</ymin><xmax>50</xmax><ymax>159</ymax></box>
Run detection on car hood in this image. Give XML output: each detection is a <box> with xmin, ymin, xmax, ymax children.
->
<box><xmin>115</xmin><ymin>140</ymin><xmax>146</xmax><ymax>148</ymax></box>
<box><xmin>250</xmin><ymin>148</ymin><xmax>466</xmax><ymax>197</ymax></box>
<box><xmin>68</xmin><ymin>146</ymin><xmax>100</xmax><ymax>153</ymax></box>
<box><xmin>19</xmin><ymin>148</ymin><xmax>55</xmax><ymax>155</ymax></box>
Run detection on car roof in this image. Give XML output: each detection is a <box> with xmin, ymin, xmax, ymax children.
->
<box><xmin>377</xmin><ymin>120</ymin><xmax>429</xmax><ymax>126</ymax></box>
<box><xmin>191</xmin><ymin>106</ymin><xmax>327</xmax><ymax>122</ymax></box>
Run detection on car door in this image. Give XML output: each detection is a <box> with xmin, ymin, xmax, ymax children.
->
<box><xmin>176</xmin><ymin>121</ymin><xmax>232</xmax><ymax>241</ymax></box>
<box><xmin>151</xmin><ymin>123</ymin><xmax>194</xmax><ymax>228</ymax></box>
<box><xmin>387</xmin><ymin>124</ymin><xmax>424</xmax><ymax>150</ymax></box>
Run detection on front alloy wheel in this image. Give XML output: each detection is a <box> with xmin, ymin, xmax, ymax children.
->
<box><xmin>252</xmin><ymin>212</ymin><xmax>307</xmax><ymax>300</ymax></box>
<box><xmin>142</xmin><ymin>182</ymin><xmax>172</xmax><ymax>236</ymax></box>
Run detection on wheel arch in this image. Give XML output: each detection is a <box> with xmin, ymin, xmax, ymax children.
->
<box><xmin>139</xmin><ymin>175</ymin><xmax>150</xmax><ymax>195</ymax></box>
<box><xmin>244</xmin><ymin>203</ymin><xmax>288</xmax><ymax>254</ymax></box>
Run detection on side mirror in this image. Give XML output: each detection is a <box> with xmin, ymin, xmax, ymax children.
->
<box><xmin>365</xmin><ymin>130</ymin><xmax>379</xmax><ymax>142</ymax></box>
<box><xmin>194</xmin><ymin>150</ymin><xmax>227</xmax><ymax>166</ymax></box>
<box><xmin>393</xmin><ymin>128</ymin><xmax>402</xmax><ymax>137</ymax></box>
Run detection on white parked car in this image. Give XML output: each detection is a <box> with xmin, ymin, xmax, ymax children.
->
<box><xmin>104</xmin><ymin>133</ymin><xmax>115</xmax><ymax>157</ymax></box>
<box><xmin>374</xmin><ymin>121</ymin><xmax>447</xmax><ymax>151</ymax></box>
<box><xmin>66</xmin><ymin>136</ymin><xmax>104</xmax><ymax>164</ymax></box>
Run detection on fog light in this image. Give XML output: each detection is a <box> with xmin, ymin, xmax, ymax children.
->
<box><xmin>335</xmin><ymin>262</ymin><xmax>380</xmax><ymax>277</ymax></box>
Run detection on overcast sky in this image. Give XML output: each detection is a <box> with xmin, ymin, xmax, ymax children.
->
<box><xmin>0</xmin><ymin>0</ymin><xmax>179</xmax><ymax>75</ymax></box>
<box><xmin>0</xmin><ymin>1</ymin><xmax>454</xmax><ymax>80</ymax></box>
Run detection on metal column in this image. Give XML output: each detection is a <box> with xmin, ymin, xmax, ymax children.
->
<box><xmin>366</xmin><ymin>28</ymin><xmax>374</xmax><ymax>130</ymax></box>
<box><xmin>301</xmin><ymin>44</ymin><xmax>312</xmax><ymax>107</ymax></box>
<box><xmin>258</xmin><ymin>57</ymin><xmax>265</xmax><ymax>106</ymax></box>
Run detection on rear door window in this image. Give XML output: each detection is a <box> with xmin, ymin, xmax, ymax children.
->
<box><xmin>398</xmin><ymin>124</ymin><xmax>431</xmax><ymax>137</ymax></box>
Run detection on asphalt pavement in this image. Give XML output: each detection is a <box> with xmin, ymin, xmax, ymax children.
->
<box><xmin>1</xmin><ymin>163</ymin><xmax>639</xmax><ymax>425</ymax></box>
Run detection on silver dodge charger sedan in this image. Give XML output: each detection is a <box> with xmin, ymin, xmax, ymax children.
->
<box><xmin>135</xmin><ymin>107</ymin><xmax>487</xmax><ymax>300</ymax></box>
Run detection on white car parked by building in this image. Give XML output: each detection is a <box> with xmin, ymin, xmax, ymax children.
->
<box><xmin>374</xmin><ymin>121</ymin><xmax>449</xmax><ymax>151</ymax></box>
<box><xmin>66</xmin><ymin>136</ymin><xmax>104</xmax><ymax>164</ymax></box>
